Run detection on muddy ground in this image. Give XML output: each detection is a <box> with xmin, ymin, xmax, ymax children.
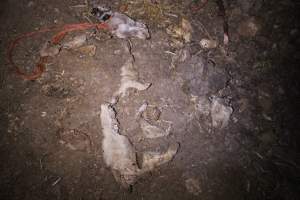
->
<box><xmin>0</xmin><ymin>0</ymin><xmax>299</xmax><ymax>199</ymax></box>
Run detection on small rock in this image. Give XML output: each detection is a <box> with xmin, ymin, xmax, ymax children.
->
<box><xmin>77</xmin><ymin>45</ymin><xmax>97</xmax><ymax>57</ymax></box>
<box><xmin>199</xmin><ymin>38</ymin><xmax>218</xmax><ymax>49</ymax></box>
<box><xmin>185</xmin><ymin>178</ymin><xmax>202</xmax><ymax>196</ymax></box>
<box><xmin>238</xmin><ymin>17</ymin><xmax>261</xmax><ymax>37</ymax></box>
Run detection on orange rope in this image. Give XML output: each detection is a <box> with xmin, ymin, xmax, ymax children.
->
<box><xmin>7</xmin><ymin>22</ymin><xmax>109</xmax><ymax>80</ymax></box>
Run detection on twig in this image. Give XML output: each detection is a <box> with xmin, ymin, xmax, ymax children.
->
<box><xmin>52</xmin><ymin>177</ymin><xmax>62</xmax><ymax>186</ymax></box>
<box><xmin>253</xmin><ymin>151</ymin><xmax>264</xmax><ymax>159</ymax></box>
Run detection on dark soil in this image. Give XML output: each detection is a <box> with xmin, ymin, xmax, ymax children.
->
<box><xmin>0</xmin><ymin>0</ymin><xmax>299</xmax><ymax>200</ymax></box>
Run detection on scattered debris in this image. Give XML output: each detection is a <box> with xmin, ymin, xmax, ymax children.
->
<box><xmin>7</xmin><ymin>19</ymin><xmax>108</xmax><ymax>80</ymax></box>
<box><xmin>114</xmin><ymin>59</ymin><xmax>151</xmax><ymax>98</ymax></box>
<box><xmin>185</xmin><ymin>178</ymin><xmax>202</xmax><ymax>196</ymax></box>
<box><xmin>100</xmin><ymin>103</ymin><xmax>179</xmax><ymax>187</ymax></box>
<box><xmin>210</xmin><ymin>97</ymin><xmax>233</xmax><ymax>129</ymax></box>
<box><xmin>238</xmin><ymin>17</ymin><xmax>261</xmax><ymax>37</ymax></box>
<box><xmin>92</xmin><ymin>7</ymin><xmax>150</xmax><ymax>39</ymax></box>
<box><xmin>167</xmin><ymin>17</ymin><xmax>193</xmax><ymax>43</ymax></box>
<box><xmin>63</xmin><ymin>34</ymin><xmax>87</xmax><ymax>49</ymax></box>
<box><xmin>76</xmin><ymin>44</ymin><xmax>96</xmax><ymax>56</ymax></box>
<box><xmin>199</xmin><ymin>38</ymin><xmax>218</xmax><ymax>49</ymax></box>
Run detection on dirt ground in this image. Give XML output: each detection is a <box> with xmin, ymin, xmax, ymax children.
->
<box><xmin>0</xmin><ymin>0</ymin><xmax>299</xmax><ymax>199</ymax></box>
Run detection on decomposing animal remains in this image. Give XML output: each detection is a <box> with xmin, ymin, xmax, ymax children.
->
<box><xmin>92</xmin><ymin>6</ymin><xmax>150</xmax><ymax>39</ymax></box>
<box><xmin>100</xmin><ymin>103</ymin><xmax>179</xmax><ymax>187</ymax></box>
